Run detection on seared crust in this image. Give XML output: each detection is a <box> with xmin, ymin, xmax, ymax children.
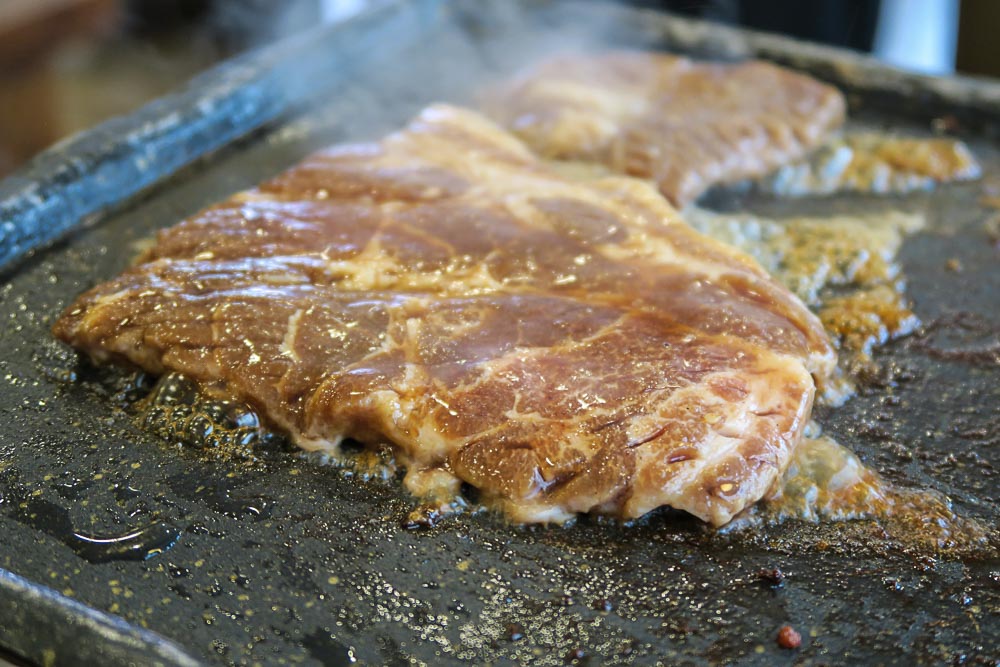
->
<box><xmin>54</xmin><ymin>105</ymin><xmax>834</xmax><ymax>526</ymax></box>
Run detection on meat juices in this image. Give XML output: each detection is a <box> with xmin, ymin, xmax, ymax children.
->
<box><xmin>482</xmin><ymin>52</ymin><xmax>846</xmax><ymax>206</ymax></box>
<box><xmin>54</xmin><ymin>105</ymin><xmax>835</xmax><ymax>526</ymax></box>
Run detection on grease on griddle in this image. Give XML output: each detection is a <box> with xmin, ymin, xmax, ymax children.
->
<box><xmin>758</xmin><ymin>133</ymin><xmax>981</xmax><ymax>197</ymax></box>
<box><xmin>685</xmin><ymin>208</ymin><xmax>923</xmax><ymax>401</ymax></box>
<box><xmin>751</xmin><ymin>433</ymin><xmax>990</xmax><ymax>553</ymax></box>
<box><xmin>11</xmin><ymin>495</ymin><xmax>181</xmax><ymax>563</ymax></box>
<box><xmin>1</xmin><ymin>466</ymin><xmax>182</xmax><ymax>563</ymax></box>
<box><xmin>124</xmin><ymin>368</ymin><xmax>993</xmax><ymax>553</ymax></box>
<box><xmin>140</xmin><ymin>372</ymin><xmax>275</xmax><ymax>460</ymax></box>
<box><xmin>136</xmin><ymin>372</ymin><xmax>407</xmax><ymax>502</ymax></box>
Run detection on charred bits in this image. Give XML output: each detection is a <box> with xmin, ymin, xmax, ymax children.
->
<box><xmin>401</xmin><ymin>504</ymin><xmax>443</xmax><ymax>530</ymax></box>
<box><xmin>757</xmin><ymin>567</ymin><xmax>785</xmax><ymax>587</ymax></box>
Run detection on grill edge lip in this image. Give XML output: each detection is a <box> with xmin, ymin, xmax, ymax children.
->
<box><xmin>0</xmin><ymin>568</ymin><xmax>204</xmax><ymax>667</ymax></box>
<box><xmin>0</xmin><ymin>0</ymin><xmax>427</xmax><ymax>277</ymax></box>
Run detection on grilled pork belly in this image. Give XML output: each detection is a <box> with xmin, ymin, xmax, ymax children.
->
<box><xmin>482</xmin><ymin>52</ymin><xmax>846</xmax><ymax>206</ymax></box>
<box><xmin>54</xmin><ymin>105</ymin><xmax>835</xmax><ymax>526</ymax></box>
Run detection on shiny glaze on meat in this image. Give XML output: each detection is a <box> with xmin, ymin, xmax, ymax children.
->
<box><xmin>54</xmin><ymin>106</ymin><xmax>835</xmax><ymax>526</ymax></box>
<box><xmin>483</xmin><ymin>52</ymin><xmax>846</xmax><ymax>206</ymax></box>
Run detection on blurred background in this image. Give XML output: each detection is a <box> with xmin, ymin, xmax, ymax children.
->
<box><xmin>1</xmin><ymin>0</ymin><xmax>998</xmax><ymax>179</ymax></box>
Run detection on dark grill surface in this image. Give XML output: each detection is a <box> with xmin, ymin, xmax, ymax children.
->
<box><xmin>0</xmin><ymin>2</ymin><xmax>997</xmax><ymax>665</ymax></box>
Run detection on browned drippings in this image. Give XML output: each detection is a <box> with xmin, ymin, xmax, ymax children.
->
<box><xmin>307</xmin><ymin>443</ymin><xmax>400</xmax><ymax>483</ymax></box>
<box><xmin>139</xmin><ymin>372</ymin><xmax>273</xmax><ymax>461</ymax></box>
<box><xmin>819</xmin><ymin>285</ymin><xmax>920</xmax><ymax>364</ymax></box>
<box><xmin>685</xmin><ymin>208</ymin><xmax>924</xmax><ymax>401</ymax></box>
<box><xmin>754</xmin><ymin>434</ymin><xmax>990</xmax><ymax>552</ymax></box>
<box><xmin>759</xmin><ymin>133</ymin><xmax>981</xmax><ymax>197</ymax></box>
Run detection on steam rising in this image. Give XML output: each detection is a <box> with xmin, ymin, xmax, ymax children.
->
<box><xmin>227</xmin><ymin>1</ymin><xmax>660</xmax><ymax>153</ymax></box>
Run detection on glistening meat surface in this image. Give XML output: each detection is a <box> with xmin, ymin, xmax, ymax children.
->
<box><xmin>54</xmin><ymin>106</ymin><xmax>835</xmax><ymax>526</ymax></box>
<box><xmin>482</xmin><ymin>52</ymin><xmax>846</xmax><ymax>206</ymax></box>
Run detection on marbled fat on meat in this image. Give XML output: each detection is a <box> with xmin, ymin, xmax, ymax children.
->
<box><xmin>54</xmin><ymin>106</ymin><xmax>835</xmax><ymax>526</ymax></box>
<box><xmin>483</xmin><ymin>52</ymin><xmax>846</xmax><ymax>206</ymax></box>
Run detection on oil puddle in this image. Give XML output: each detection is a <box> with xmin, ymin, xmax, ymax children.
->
<box><xmin>139</xmin><ymin>372</ymin><xmax>277</xmax><ymax>461</ymax></box>
<box><xmin>8</xmin><ymin>494</ymin><xmax>181</xmax><ymax>563</ymax></box>
<box><xmin>756</xmin><ymin>133</ymin><xmax>981</xmax><ymax>197</ymax></box>
<box><xmin>728</xmin><ymin>429</ymin><xmax>991</xmax><ymax>554</ymax></box>
<box><xmin>0</xmin><ymin>464</ymin><xmax>182</xmax><ymax>563</ymax></box>
<box><xmin>64</xmin><ymin>521</ymin><xmax>182</xmax><ymax>563</ymax></box>
<box><xmin>166</xmin><ymin>470</ymin><xmax>274</xmax><ymax>522</ymax></box>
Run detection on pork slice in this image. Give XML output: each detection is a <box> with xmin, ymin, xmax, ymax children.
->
<box><xmin>482</xmin><ymin>52</ymin><xmax>846</xmax><ymax>206</ymax></box>
<box><xmin>54</xmin><ymin>105</ymin><xmax>834</xmax><ymax>526</ymax></box>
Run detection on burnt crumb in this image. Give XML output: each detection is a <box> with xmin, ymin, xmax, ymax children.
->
<box><xmin>504</xmin><ymin>622</ymin><xmax>525</xmax><ymax>641</ymax></box>
<box><xmin>757</xmin><ymin>567</ymin><xmax>785</xmax><ymax>586</ymax></box>
<box><xmin>167</xmin><ymin>563</ymin><xmax>191</xmax><ymax>578</ymax></box>
<box><xmin>592</xmin><ymin>598</ymin><xmax>614</xmax><ymax>613</ymax></box>
<box><xmin>881</xmin><ymin>394</ymin><xmax>902</xmax><ymax>407</ymax></box>
<box><xmin>776</xmin><ymin>625</ymin><xmax>802</xmax><ymax>649</ymax></box>
<box><xmin>565</xmin><ymin>647</ymin><xmax>586</xmax><ymax>663</ymax></box>
<box><xmin>855</xmin><ymin>421</ymin><xmax>893</xmax><ymax>442</ymax></box>
<box><xmin>401</xmin><ymin>505</ymin><xmax>442</xmax><ymax>530</ymax></box>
